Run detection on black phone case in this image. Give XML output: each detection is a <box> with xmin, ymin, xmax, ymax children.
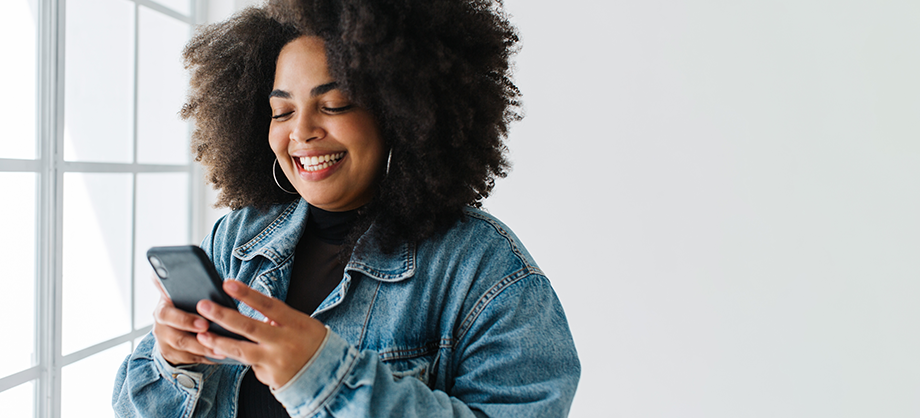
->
<box><xmin>147</xmin><ymin>245</ymin><xmax>250</xmax><ymax>342</ymax></box>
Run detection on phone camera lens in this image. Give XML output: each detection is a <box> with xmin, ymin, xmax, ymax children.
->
<box><xmin>149</xmin><ymin>256</ymin><xmax>162</xmax><ymax>268</ymax></box>
<box><xmin>155</xmin><ymin>266</ymin><xmax>169</xmax><ymax>278</ymax></box>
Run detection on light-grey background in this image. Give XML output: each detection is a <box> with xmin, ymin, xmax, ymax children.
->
<box><xmin>218</xmin><ymin>1</ymin><xmax>920</xmax><ymax>416</ymax></box>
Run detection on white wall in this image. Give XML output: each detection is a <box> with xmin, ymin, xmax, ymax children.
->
<box><xmin>487</xmin><ymin>1</ymin><xmax>920</xmax><ymax>417</ymax></box>
<box><xmin>206</xmin><ymin>1</ymin><xmax>920</xmax><ymax>416</ymax></box>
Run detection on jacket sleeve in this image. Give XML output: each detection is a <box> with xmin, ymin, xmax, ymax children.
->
<box><xmin>271</xmin><ymin>273</ymin><xmax>581</xmax><ymax>418</ymax></box>
<box><xmin>112</xmin><ymin>333</ymin><xmax>224</xmax><ymax>418</ymax></box>
<box><xmin>112</xmin><ymin>223</ymin><xmax>229</xmax><ymax>418</ymax></box>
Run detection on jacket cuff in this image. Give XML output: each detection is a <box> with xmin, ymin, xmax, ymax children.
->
<box><xmin>152</xmin><ymin>342</ymin><xmax>206</xmax><ymax>396</ymax></box>
<box><xmin>271</xmin><ymin>327</ymin><xmax>358</xmax><ymax>417</ymax></box>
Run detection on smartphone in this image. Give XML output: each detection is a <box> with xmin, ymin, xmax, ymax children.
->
<box><xmin>147</xmin><ymin>245</ymin><xmax>251</xmax><ymax>345</ymax></box>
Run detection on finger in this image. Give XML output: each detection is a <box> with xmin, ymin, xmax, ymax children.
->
<box><xmin>155</xmin><ymin>301</ymin><xmax>209</xmax><ymax>334</ymax></box>
<box><xmin>153</xmin><ymin>324</ymin><xmax>220</xmax><ymax>365</ymax></box>
<box><xmin>222</xmin><ymin>280</ymin><xmax>293</xmax><ymax>325</ymax></box>
<box><xmin>160</xmin><ymin>346</ymin><xmax>219</xmax><ymax>366</ymax></box>
<box><xmin>159</xmin><ymin>341</ymin><xmax>220</xmax><ymax>365</ymax></box>
<box><xmin>197</xmin><ymin>331</ymin><xmax>257</xmax><ymax>365</ymax></box>
<box><xmin>151</xmin><ymin>271</ymin><xmax>171</xmax><ymax>302</ymax></box>
<box><xmin>196</xmin><ymin>299</ymin><xmax>273</xmax><ymax>342</ymax></box>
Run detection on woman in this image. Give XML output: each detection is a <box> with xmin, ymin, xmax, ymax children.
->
<box><xmin>113</xmin><ymin>1</ymin><xmax>579</xmax><ymax>417</ymax></box>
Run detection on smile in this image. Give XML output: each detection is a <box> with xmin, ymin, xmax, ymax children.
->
<box><xmin>298</xmin><ymin>152</ymin><xmax>345</xmax><ymax>172</ymax></box>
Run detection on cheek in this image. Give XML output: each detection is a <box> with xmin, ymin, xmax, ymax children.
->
<box><xmin>268</xmin><ymin>125</ymin><xmax>288</xmax><ymax>154</ymax></box>
<box><xmin>347</xmin><ymin>120</ymin><xmax>385</xmax><ymax>164</ymax></box>
<box><xmin>354</xmin><ymin>137</ymin><xmax>385</xmax><ymax>172</ymax></box>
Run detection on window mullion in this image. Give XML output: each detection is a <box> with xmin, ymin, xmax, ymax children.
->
<box><xmin>188</xmin><ymin>0</ymin><xmax>201</xmax><ymax>246</ymax></box>
<box><xmin>132</xmin><ymin>0</ymin><xmax>194</xmax><ymax>24</ymax></box>
<box><xmin>35</xmin><ymin>0</ymin><xmax>65</xmax><ymax>417</ymax></box>
<box><xmin>130</xmin><ymin>1</ymin><xmax>140</xmax><ymax>348</ymax></box>
<box><xmin>27</xmin><ymin>1</ymin><xmax>200</xmax><ymax>416</ymax></box>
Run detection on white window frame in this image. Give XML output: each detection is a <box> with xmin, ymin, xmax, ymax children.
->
<box><xmin>0</xmin><ymin>0</ymin><xmax>205</xmax><ymax>416</ymax></box>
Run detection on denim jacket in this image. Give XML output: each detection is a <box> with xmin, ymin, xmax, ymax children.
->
<box><xmin>113</xmin><ymin>199</ymin><xmax>580</xmax><ymax>417</ymax></box>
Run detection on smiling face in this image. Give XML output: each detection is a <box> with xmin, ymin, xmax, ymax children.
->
<box><xmin>269</xmin><ymin>36</ymin><xmax>386</xmax><ymax>212</ymax></box>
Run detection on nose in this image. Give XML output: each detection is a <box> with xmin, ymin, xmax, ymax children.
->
<box><xmin>290</xmin><ymin>113</ymin><xmax>325</xmax><ymax>143</ymax></box>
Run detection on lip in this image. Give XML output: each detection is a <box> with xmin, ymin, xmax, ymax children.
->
<box><xmin>291</xmin><ymin>151</ymin><xmax>346</xmax><ymax>181</ymax></box>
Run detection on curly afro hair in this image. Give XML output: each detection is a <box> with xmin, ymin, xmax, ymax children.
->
<box><xmin>181</xmin><ymin>0</ymin><xmax>521</xmax><ymax>253</ymax></box>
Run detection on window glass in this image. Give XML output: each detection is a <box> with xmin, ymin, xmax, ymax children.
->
<box><xmin>63</xmin><ymin>0</ymin><xmax>134</xmax><ymax>163</ymax></box>
<box><xmin>134</xmin><ymin>172</ymin><xmax>190</xmax><ymax>329</ymax></box>
<box><xmin>0</xmin><ymin>380</ymin><xmax>34</xmax><ymax>418</ymax></box>
<box><xmin>61</xmin><ymin>343</ymin><xmax>130</xmax><ymax>418</ymax></box>
<box><xmin>154</xmin><ymin>0</ymin><xmax>191</xmax><ymax>16</ymax></box>
<box><xmin>62</xmin><ymin>173</ymin><xmax>133</xmax><ymax>355</ymax></box>
<box><xmin>0</xmin><ymin>173</ymin><xmax>37</xmax><ymax>376</ymax></box>
<box><xmin>0</xmin><ymin>0</ymin><xmax>38</xmax><ymax>159</ymax></box>
<box><xmin>136</xmin><ymin>6</ymin><xmax>191</xmax><ymax>165</ymax></box>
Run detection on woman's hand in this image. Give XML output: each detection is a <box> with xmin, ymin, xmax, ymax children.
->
<box><xmin>195</xmin><ymin>280</ymin><xmax>328</xmax><ymax>389</ymax></box>
<box><xmin>150</xmin><ymin>274</ymin><xmax>219</xmax><ymax>366</ymax></box>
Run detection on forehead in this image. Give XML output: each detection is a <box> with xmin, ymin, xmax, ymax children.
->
<box><xmin>273</xmin><ymin>36</ymin><xmax>331</xmax><ymax>90</ymax></box>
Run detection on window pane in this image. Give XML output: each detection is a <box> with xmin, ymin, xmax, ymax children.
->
<box><xmin>0</xmin><ymin>380</ymin><xmax>35</xmax><ymax>418</ymax></box>
<box><xmin>134</xmin><ymin>172</ymin><xmax>189</xmax><ymax>329</ymax></box>
<box><xmin>0</xmin><ymin>173</ymin><xmax>37</xmax><ymax>376</ymax></box>
<box><xmin>64</xmin><ymin>0</ymin><xmax>134</xmax><ymax>163</ymax></box>
<box><xmin>0</xmin><ymin>0</ymin><xmax>37</xmax><ymax>159</ymax></box>
<box><xmin>62</xmin><ymin>342</ymin><xmax>130</xmax><ymax>418</ymax></box>
<box><xmin>62</xmin><ymin>173</ymin><xmax>132</xmax><ymax>355</ymax></box>
<box><xmin>136</xmin><ymin>7</ymin><xmax>191</xmax><ymax>165</ymax></box>
<box><xmin>154</xmin><ymin>0</ymin><xmax>190</xmax><ymax>16</ymax></box>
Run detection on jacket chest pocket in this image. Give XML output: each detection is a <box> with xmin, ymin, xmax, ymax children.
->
<box><xmin>380</xmin><ymin>349</ymin><xmax>439</xmax><ymax>387</ymax></box>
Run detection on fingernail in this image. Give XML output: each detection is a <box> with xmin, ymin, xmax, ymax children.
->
<box><xmin>198</xmin><ymin>300</ymin><xmax>212</xmax><ymax>313</ymax></box>
<box><xmin>194</xmin><ymin>319</ymin><xmax>208</xmax><ymax>331</ymax></box>
<box><xmin>225</xmin><ymin>280</ymin><xmax>240</xmax><ymax>292</ymax></box>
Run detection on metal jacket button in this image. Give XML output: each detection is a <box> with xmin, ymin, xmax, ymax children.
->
<box><xmin>174</xmin><ymin>373</ymin><xmax>195</xmax><ymax>389</ymax></box>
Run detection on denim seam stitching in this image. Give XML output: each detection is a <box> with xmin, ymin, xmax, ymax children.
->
<box><xmin>257</xmin><ymin>247</ymin><xmax>295</xmax><ymax>287</ymax></box>
<box><xmin>464</xmin><ymin>210</ymin><xmax>543</xmax><ymax>275</ymax></box>
<box><xmin>234</xmin><ymin>200</ymin><xmax>299</xmax><ymax>261</ymax></box>
<box><xmin>296</xmin><ymin>346</ymin><xmax>361</xmax><ymax>418</ymax></box>
<box><xmin>346</xmin><ymin>241</ymin><xmax>416</xmax><ymax>281</ymax></box>
<box><xmin>182</xmin><ymin>394</ymin><xmax>197</xmax><ymax>418</ymax></box>
<box><xmin>378</xmin><ymin>340</ymin><xmax>441</xmax><ymax>362</ymax></box>
<box><xmin>440</xmin><ymin>337</ymin><xmax>453</xmax><ymax>348</ymax></box>
<box><xmin>357</xmin><ymin>281</ymin><xmax>381</xmax><ymax>349</ymax></box>
<box><xmin>228</xmin><ymin>365</ymin><xmax>248</xmax><ymax>418</ymax></box>
<box><xmin>455</xmin><ymin>268</ymin><xmax>533</xmax><ymax>343</ymax></box>
<box><xmin>156</xmin><ymin>360</ymin><xmax>201</xmax><ymax>417</ymax></box>
<box><xmin>152</xmin><ymin>346</ymin><xmax>205</xmax><ymax>398</ymax></box>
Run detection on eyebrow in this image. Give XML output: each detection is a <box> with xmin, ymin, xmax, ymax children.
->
<box><xmin>268</xmin><ymin>82</ymin><xmax>339</xmax><ymax>100</ymax></box>
<box><xmin>268</xmin><ymin>90</ymin><xmax>291</xmax><ymax>99</ymax></box>
<box><xmin>310</xmin><ymin>82</ymin><xmax>339</xmax><ymax>97</ymax></box>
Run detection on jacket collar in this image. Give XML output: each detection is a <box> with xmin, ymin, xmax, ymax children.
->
<box><xmin>232</xmin><ymin>199</ymin><xmax>416</xmax><ymax>283</ymax></box>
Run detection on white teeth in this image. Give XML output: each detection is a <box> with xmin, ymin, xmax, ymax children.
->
<box><xmin>298</xmin><ymin>152</ymin><xmax>344</xmax><ymax>171</ymax></box>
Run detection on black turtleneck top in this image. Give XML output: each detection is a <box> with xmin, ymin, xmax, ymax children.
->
<box><xmin>237</xmin><ymin>205</ymin><xmax>358</xmax><ymax>418</ymax></box>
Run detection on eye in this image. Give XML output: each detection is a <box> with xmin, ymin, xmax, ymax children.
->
<box><xmin>323</xmin><ymin>104</ymin><xmax>354</xmax><ymax>114</ymax></box>
<box><xmin>271</xmin><ymin>111</ymin><xmax>294</xmax><ymax>120</ymax></box>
